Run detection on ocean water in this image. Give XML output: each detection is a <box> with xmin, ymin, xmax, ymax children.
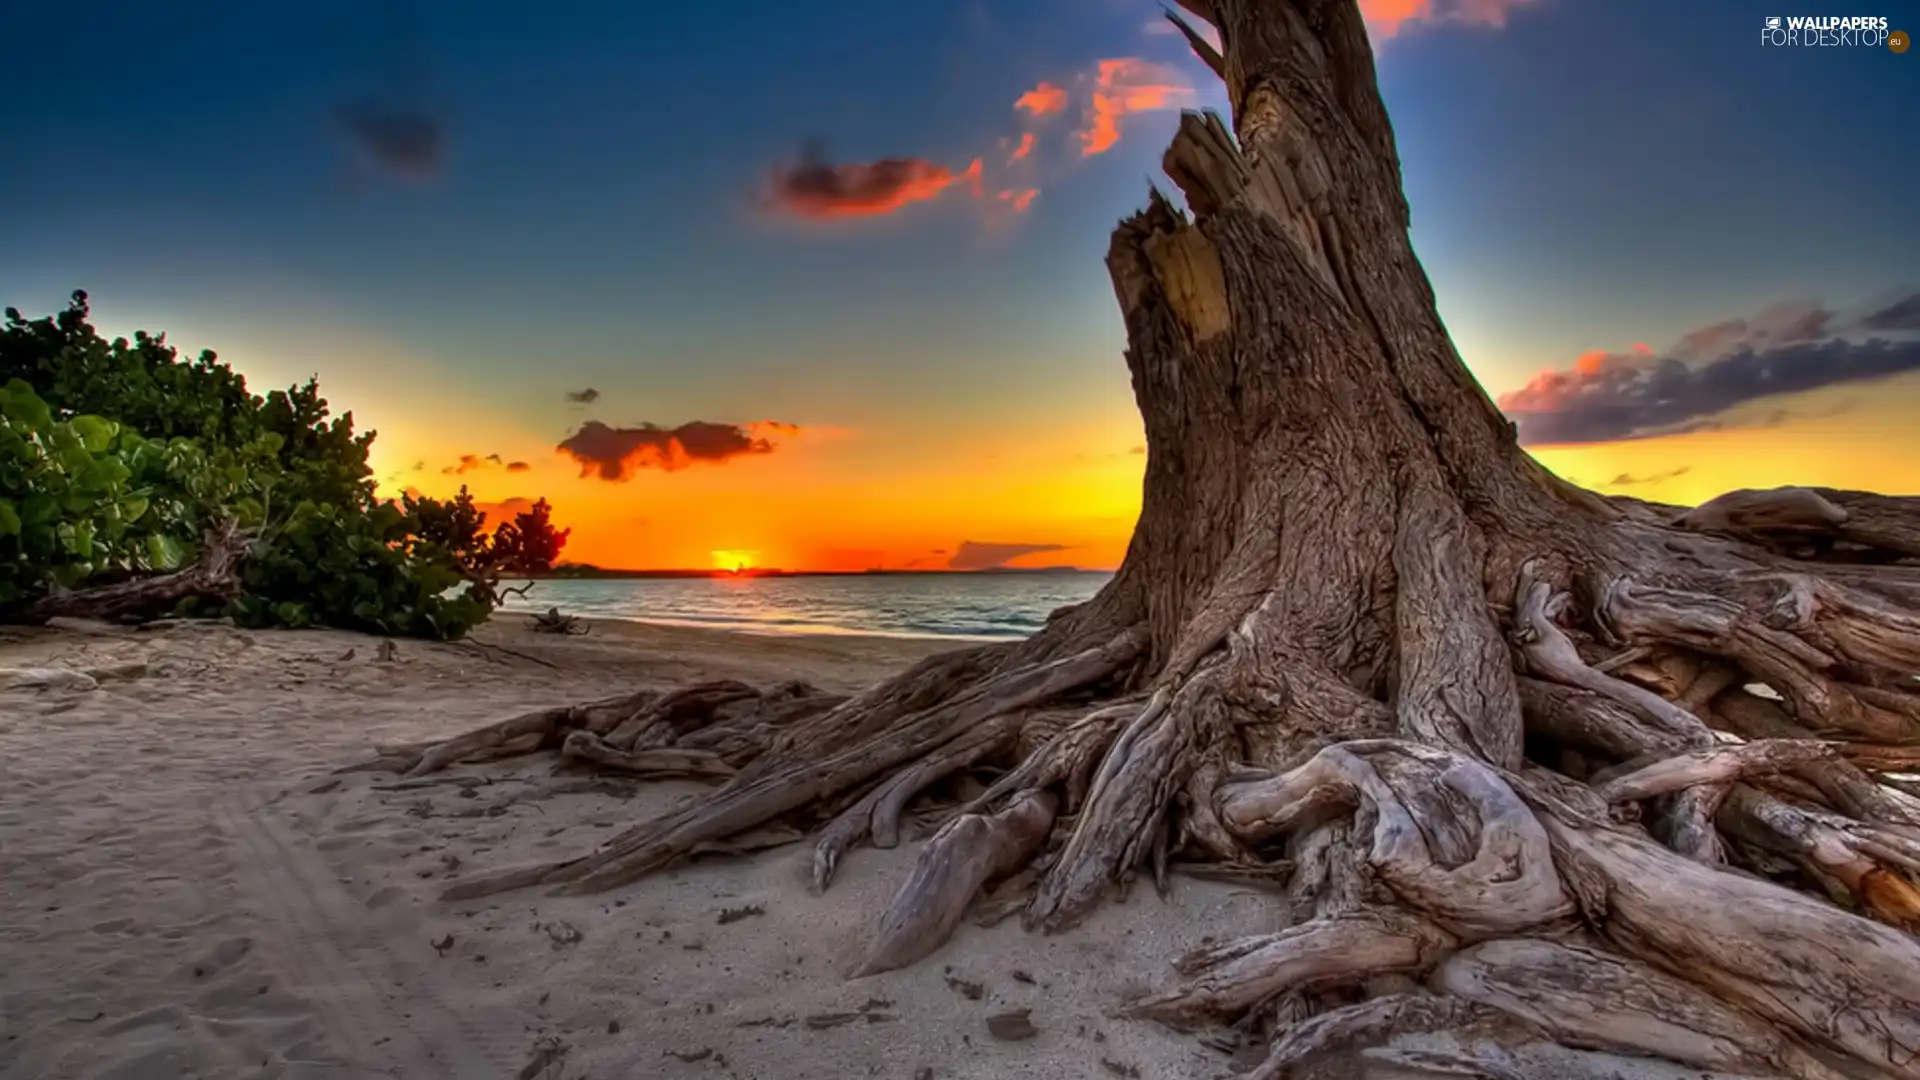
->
<box><xmin>497</xmin><ymin>572</ymin><xmax>1113</xmax><ymax>641</ymax></box>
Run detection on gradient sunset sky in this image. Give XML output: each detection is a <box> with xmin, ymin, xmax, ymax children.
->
<box><xmin>4</xmin><ymin>0</ymin><xmax>1917</xmax><ymax>572</ymax></box>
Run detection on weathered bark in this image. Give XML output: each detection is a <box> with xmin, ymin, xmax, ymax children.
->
<box><xmin>353</xmin><ymin>2</ymin><xmax>1920</xmax><ymax>1075</ymax></box>
<box><xmin>11</xmin><ymin>522</ymin><xmax>249</xmax><ymax>625</ymax></box>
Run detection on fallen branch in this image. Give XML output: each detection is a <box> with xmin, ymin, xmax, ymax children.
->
<box><xmin>529</xmin><ymin>607</ymin><xmax>586</xmax><ymax>635</ymax></box>
<box><xmin>13</xmin><ymin>522</ymin><xmax>250</xmax><ymax>625</ymax></box>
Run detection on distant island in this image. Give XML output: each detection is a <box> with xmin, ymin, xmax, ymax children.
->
<box><xmin>528</xmin><ymin>563</ymin><xmax>1102</xmax><ymax>580</ymax></box>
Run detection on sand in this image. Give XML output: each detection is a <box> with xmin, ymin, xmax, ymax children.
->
<box><xmin>0</xmin><ymin>615</ymin><xmax>1776</xmax><ymax>1080</ymax></box>
<box><xmin>1</xmin><ymin>616</ymin><xmax>1272</xmax><ymax>1080</ymax></box>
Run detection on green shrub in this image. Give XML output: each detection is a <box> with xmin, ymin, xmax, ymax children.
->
<box><xmin>0</xmin><ymin>292</ymin><xmax>568</xmax><ymax>638</ymax></box>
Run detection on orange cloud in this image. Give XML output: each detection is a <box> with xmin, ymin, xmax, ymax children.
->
<box><xmin>1008</xmin><ymin>132</ymin><xmax>1035</xmax><ymax>163</ymax></box>
<box><xmin>1079</xmin><ymin>59</ymin><xmax>1194</xmax><ymax>157</ymax></box>
<box><xmin>1014</xmin><ymin>81</ymin><xmax>1068</xmax><ymax>117</ymax></box>
<box><xmin>997</xmin><ymin>188</ymin><xmax>1039</xmax><ymax>212</ymax></box>
<box><xmin>1360</xmin><ymin>0</ymin><xmax>1537</xmax><ymax>38</ymax></box>
<box><xmin>766</xmin><ymin>148</ymin><xmax>983</xmax><ymax>220</ymax></box>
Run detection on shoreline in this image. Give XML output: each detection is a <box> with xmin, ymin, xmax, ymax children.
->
<box><xmin>494</xmin><ymin>605</ymin><xmax>1032</xmax><ymax>644</ymax></box>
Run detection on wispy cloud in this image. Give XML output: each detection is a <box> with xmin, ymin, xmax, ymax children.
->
<box><xmin>1014</xmin><ymin>81</ymin><xmax>1069</xmax><ymax>117</ymax></box>
<box><xmin>1360</xmin><ymin>0</ymin><xmax>1540</xmax><ymax>39</ymax></box>
<box><xmin>1607</xmin><ymin>466</ymin><xmax>1692</xmax><ymax>488</ymax></box>
<box><xmin>1078</xmin><ymin>59</ymin><xmax>1195</xmax><ymax>157</ymax></box>
<box><xmin>565</xmin><ymin>387</ymin><xmax>601</xmax><ymax>405</ymax></box>
<box><xmin>440</xmin><ymin>452</ymin><xmax>532</xmax><ymax>476</ymax></box>
<box><xmin>949</xmin><ymin>540</ymin><xmax>1069</xmax><ymax>571</ymax></box>
<box><xmin>1499</xmin><ymin>289</ymin><xmax>1920</xmax><ymax>446</ymax></box>
<box><xmin>996</xmin><ymin>188</ymin><xmax>1039</xmax><ymax>212</ymax></box>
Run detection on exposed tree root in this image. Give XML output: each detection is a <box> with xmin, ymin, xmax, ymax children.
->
<box><xmin>339</xmin><ymin>2</ymin><xmax>1920</xmax><ymax>1075</ymax></box>
<box><xmin>1123</xmin><ymin>909</ymin><xmax>1457</xmax><ymax>1030</ymax></box>
<box><xmin>1431</xmin><ymin>938</ymin><xmax>1855</xmax><ymax>1080</ymax></box>
<box><xmin>854</xmin><ymin>789</ymin><xmax>1057</xmax><ymax>976</ymax></box>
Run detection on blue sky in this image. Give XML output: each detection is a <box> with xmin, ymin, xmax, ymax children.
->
<box><xmin>3</xmin><ymin>0</ymin><xmax>1915</xmax><ymax>569</ymax></box>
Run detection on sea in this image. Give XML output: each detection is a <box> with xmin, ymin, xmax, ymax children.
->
<box><xmin>497</xmin><ymin>572</ymin><xmax>1113</xmax><ymax>642</ymax></box>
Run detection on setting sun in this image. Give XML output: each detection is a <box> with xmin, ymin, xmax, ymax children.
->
<box><xmin>710</xmin><ymin>549</ymin><xmax>759</xmax><ymax>573</ymax></box>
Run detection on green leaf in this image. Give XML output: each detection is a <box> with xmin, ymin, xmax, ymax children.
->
<box><xmin>74</xmin><ymin>457</ymin><xmax>132</xmax><ymax>495</ymax></box>
<box><xmin>0</xmin><ymin>499</ymin><xmax>19</xmax><ymax>537</ymax></box>
<box><xmin>147</xmin><ymin>534</ymin><xmax>187</xmax><ymax>571</ymax></box>
<box><xmin>118</xmin><ymin>496</ymin><xmax>150</xmax><ymax>524</ymax></box>
<box><xmin>19</xmin><ymin>493</ymin><xmax>58</xmax><ymax>527</ymax></box>
<box><xmin>0</xmin><ymin>380</ymin><xmax>53</xmax><ymax>431</ymax></box>
<box><xmin>69</xmin><ymin>415</ymin><xmax>118</xmax><ymax>453</ymax></box>
<box><xmin>64</xmin><ymin>519</ymin><xmax>96</xmax><ymax>559</ymax></box>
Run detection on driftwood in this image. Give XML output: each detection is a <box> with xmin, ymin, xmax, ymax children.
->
<box><xmin>11</xmin><ymin>522</ymin><xmax>250</xmax><ymax>625</ymax></box>
<box><xmin>346</xmin><ymin>3</ymin><xmax>1920</xmax><ymax>1076</ymax></box>
<box><xmin>528</xmin><ymin>607</ymin><xmax>586</xmax><ymax>635</ymax></box>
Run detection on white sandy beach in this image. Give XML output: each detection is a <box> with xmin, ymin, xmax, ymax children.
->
<box><xmin>1</xmin><ymin>616</ymin><xmax>1777</xmax><ymax>1080</ymax></box>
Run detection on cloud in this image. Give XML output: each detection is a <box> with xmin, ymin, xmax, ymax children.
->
<box><xmin>558</xmin><ymin>419</ymin><xmax>798</xmax><ymax>481</ymax></box>
<box><xmin>336</xmin><ymin>101</ymin><xmax>444</xmax><ymax>181</ymax></box>
<box><xmin>1014</xmin><ymin>81</ymin><xmax>1069</xmax><ymax>117</ymax></box>
<box><xmin>441</xmin><ymin>452</ymin><xmax>511</xmax><ymax>476</ymax></box>
<box><xmin>1144</xmin><ymin>13</ymin><xmax>1224</xmax><ymax>51</ymax></box>
<box><xmin>765</xmin><ymin>145</ymin><xmax>983</xmax><ymax>220</ymax></box>
<box><xmin>1079</xmin><ymin>59</ymin><xmax>1195</xmax><ymax>157</ymax></box>
<box><xmin>1007</xmin><ymin>132</ymin><xmax>1035</xmax><ymax>164</ymax></box>
<box><xmin>472</xmin><ymin>496</ymin><xmax>535</xmax><ymax>526</ymax></box>
<box><xmin>1606</xmin><ymin>466</ymin><xmax>1692</xmax><ymax>487</ymax></box>
<box><xmin>948</xmin><ymin>541</ymin><xmax>1069</xmax><ymax>571</ymax></box>
<box><xmin>1360</xmin><ymin>0</ymin><xmax>1538</xmax><ymax>38</ymax></box>
<box><xmin>506</xmin><ymin>460</ymin><xmax>531</xmax><ymax>473</ymax></box>
<box><xmin>997</xmin><ymin>188</ymin><xmax>1039</xmax><ymax>212</ymax></box>
<box><xmin>1498</xmin><ymin>290</ymin><xmax>1920</xmax><ymax>446</ymax></box>
<box><xmin>565</xmin><ymin>387</ymin><xmax>601</xmax><ymax>404</ymax></box>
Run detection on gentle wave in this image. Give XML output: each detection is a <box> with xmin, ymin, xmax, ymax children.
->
<box><xmin>497</xmin><ymin>573</ymin><xmax>1113</xmax><ymax>641</ymax></box>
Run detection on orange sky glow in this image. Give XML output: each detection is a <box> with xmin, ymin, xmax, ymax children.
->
<box><xmin>371</xmin><ymin>370</ymin><xmax>1920</xmax><ymax>573</ymax></box>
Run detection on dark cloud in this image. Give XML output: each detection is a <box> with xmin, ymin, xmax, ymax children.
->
<box><xmin>442</xmin><ymin>452</ymin><xmax>523</xmax><ymax>476</ymax></box>
<box><xmin>948</xmin><ymin>541</ymin><xmax>1069</xmax><ymax>571</ymax></box>
<box><xmin>1606</xmin><ymin>466</ymin><xmax>1691</xmax><ymax>487</ymax></box>
<box><xmin>558</xmin><ymin>420</ymin><xmax>796</xmax><ymax>481</ymax></box>
<box><xmin>1499</xmin><ymin>290</ymin><xmax>1920</xmax><ymax>446</ymax></box>
<box><xmin>1861</xmin><ymin>291</ymin><xmax>1920</xmax><ymax>332</ymax></box>
<box><xmin>333</xmin><ymin>1</ymin><xmax>443</xmax><ymax>183</ymax></box>
<box><xmin>565</xmin><ymin>387</ymin><xmax>601</xmax><ymax>404</ymax></box>
<box><xmin>336</xmin><ymin>102</ymin><xmax>443</xmax><ymax>181</ymax></box>
<box><xmin>765</xmin><ymin>143</ymin><xmax>982</xmax><ymax>220</ymax></box>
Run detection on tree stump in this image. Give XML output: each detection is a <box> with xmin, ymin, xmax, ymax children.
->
<box><xmin>352</xmin><ymin>3</ymin><xmax>1920</xmax><ymax>1075</ymax></box>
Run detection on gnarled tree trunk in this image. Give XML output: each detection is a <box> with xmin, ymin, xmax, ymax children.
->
<box><xmin>353</xmin><ymin>2</ymin><xmax>1920</xmax><ymax>1075</ymax></box>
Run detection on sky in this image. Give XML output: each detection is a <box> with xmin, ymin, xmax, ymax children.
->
<box><xmin>3</xmin><ymin>0</ymin><xmax>1916</xmax><ymax>572</ymax></box>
